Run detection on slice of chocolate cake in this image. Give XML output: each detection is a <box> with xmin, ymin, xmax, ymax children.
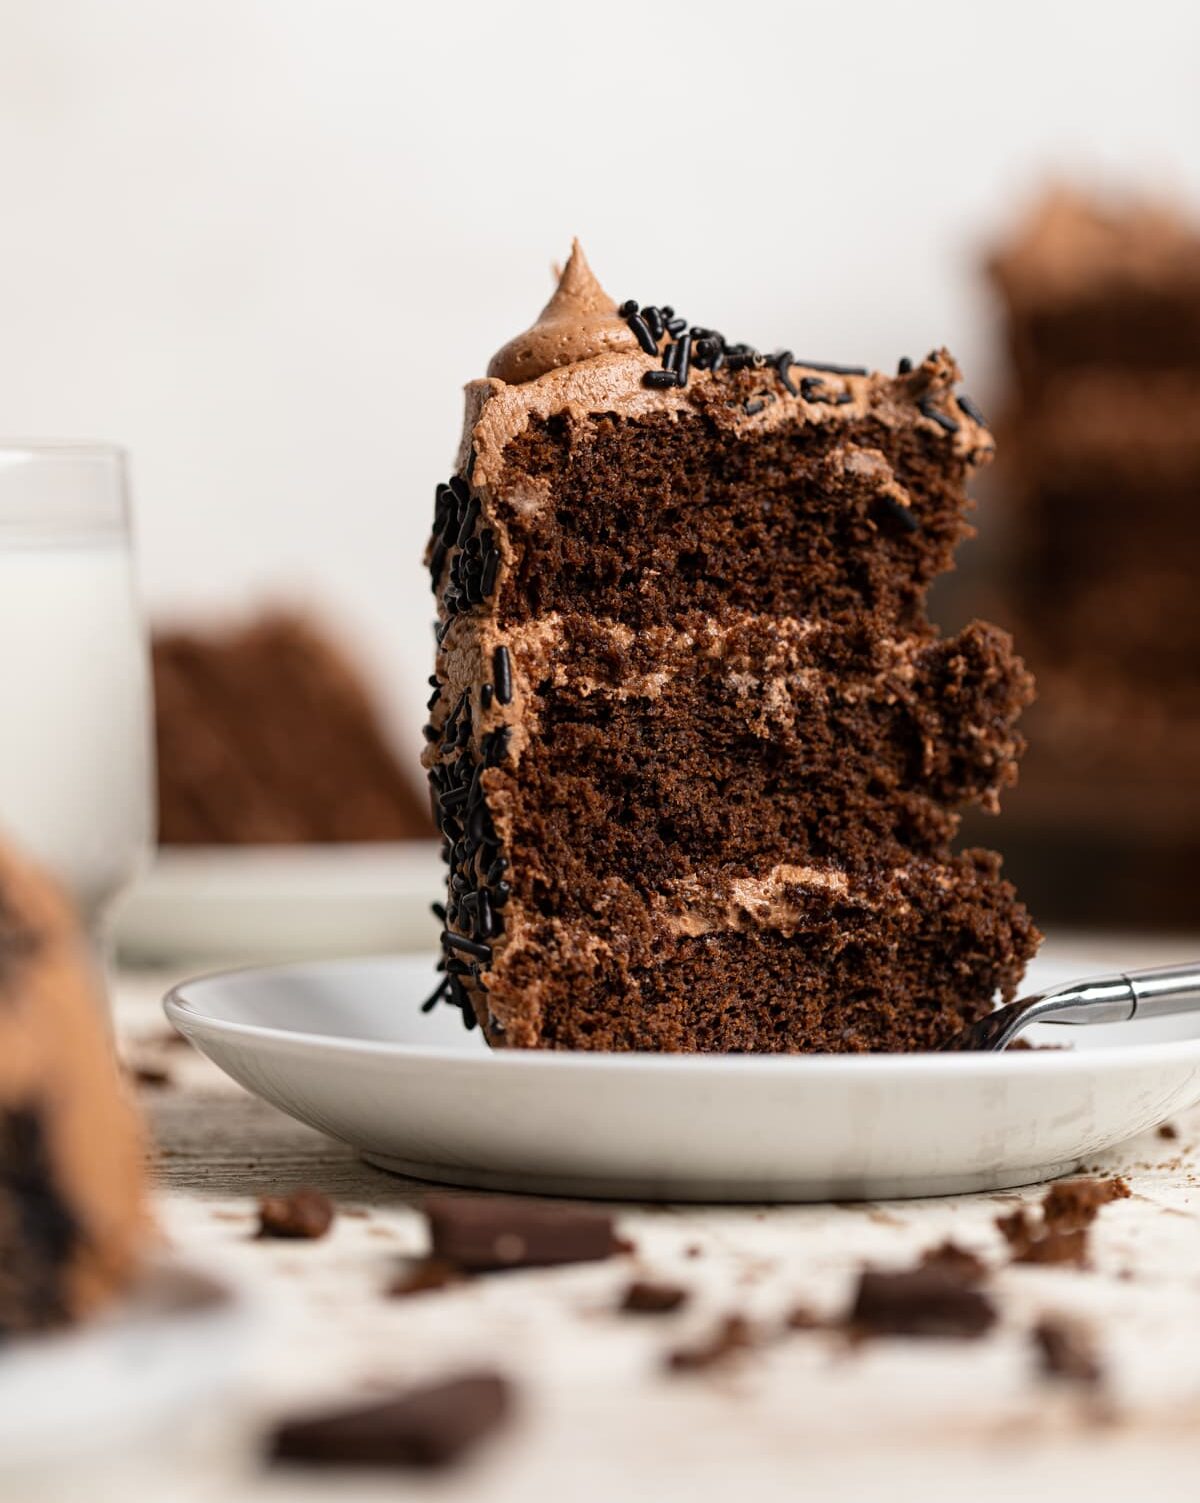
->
<box><xmin>422</xmin><ymin>244</ymin><xmax>1037</xmax><ymax>1051</ymax></box>
<box><xmin>0</xmin><ymin>837</ymin><xmax>147</xmax><ymax>1331</ymax></box>
<box><xmin>153</xmin><ymin>611</ymin><xmax>432</xmax><ymax>845</ymax></box>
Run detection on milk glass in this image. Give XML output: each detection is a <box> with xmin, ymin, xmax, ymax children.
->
<box><xmin>0</xmin><ymin>445</ymin><xmax>155</xmax><ymax>955</ymax></box>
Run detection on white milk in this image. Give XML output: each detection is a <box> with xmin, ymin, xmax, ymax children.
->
<box><xmin>0</xmin><ymin>539</ymin><xmax>153</xmax><ymax>922</ymax></box>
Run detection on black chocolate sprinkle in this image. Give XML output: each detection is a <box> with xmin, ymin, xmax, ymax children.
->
<box><xmin>493</xmin><ymin>646</ymin><xmax>513</xmax><ymax>705</ymax></box>
<box><xmin>628</xmin><ymin>313</ymin><xmax>658</xmax><ymax>356</ymax></box>
<box><xmin>441</xmin><ymin>930</ymin><xmax>492</xmax><ymax>961</ymax></box>
<box><xmin>918</xmin><ymin>397</ymin><xmax>960</xmax><ymax>434</ymax></box>
<box><xmin>420</xmin><ymin>977</ymin><xmax>450</xmax><ymax>1014</ymax></box>
<box><xmin>876</xmin><ymin>494</ymin><xmax>921</xmax><ymax>534</ymax></box>
<box><xmin>956</xmin><ymin>392</ymin><xmax>987</xmax><ymax>426</ymax></box>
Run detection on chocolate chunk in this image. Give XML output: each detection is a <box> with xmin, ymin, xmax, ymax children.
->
<box><xmin>1033</xmin><ymin>1316</ymin><xmax>1103</xmax><ymax>1386</ymax></box>
<box><xmin>257</xmin><ymin>1188</ymin><xmax>336</xmax><ymax>1241</ymax></box>
<box><xmin>129</xmin><ymin>1062</ymin><xmax>172</xmax><ymax>1089</ymax></box>
<box><xmin>269</xmin><ymin>1372</ymin><xmax>512</xmax><ymax>1469</ymax></box>
<box><xmin>666</xmin><ymin>1315</ymin><xmax>754</xmax><ymax>1372</ymax></box>
<box><xmin>389</xmin><ymin>1259</ymin><xmax>467</xmax><ymax>1299</ymax></box>
<box><xmin>620</xmin><ymin>1279</ymin><xmax>689</xmax><ymax>1314</ymax></box>
<box><xmin>850</xmin><ymin>1267</ymin><xmax>997</xmax><ymax>1338</ymax></box>
<box><xmin>784</xmin><ymin>1305</ymin><xmax>825</xmax><ymax>1330</ymax></box>
<box><xmin>424</xmin><ymin>1195</ymin><xmax>619</xmax><ymax>1271</ymax></box>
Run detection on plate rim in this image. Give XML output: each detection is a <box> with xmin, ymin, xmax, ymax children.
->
<box><xmin>163</xmin><ymin>952</ymin><xmax>1200</xmax><ymax>1079</ymax></box>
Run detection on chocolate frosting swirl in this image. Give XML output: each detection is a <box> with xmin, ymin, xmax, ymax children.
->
<box><xmin>487</xmin><ymin>240</ymin><xmax>639</xmax><ymax>385</ymax></box>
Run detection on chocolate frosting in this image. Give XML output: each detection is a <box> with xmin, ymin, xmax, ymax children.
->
<box><xmin>990</xmin><ymin>188</ymin><xmax>1200</xmax><ymax>308</ymax></box>
<box><xmin>487</xmin><ymin>240</ymin><xmax>639</xmax><ymax>384</ymax></box>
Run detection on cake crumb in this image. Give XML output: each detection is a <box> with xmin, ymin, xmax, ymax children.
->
<box><xmin>129</xmin><ymin>1062</ymin><xmax>172</xmax><ymax>1089</ymax></box>
<box><xmin>258</xmin><ymin>1188</ymin><xmax>336</xmax><ymax>1240</ymax></box>
<box><xmin>1157</xmin><ymin>1123</ymin><xmax>1179</xmax><ymax>1141</ymax></box>
<box><xmin>1042</xmin><ymin>1177</ymin><xmax>1130</xmax><ymax>1232</ymax></box>
<box><xmin>620</xmin><ymin>1279</ymin><xmax>689</xmax><ymax>1315</ymax></box>
<box><xmin>918</xmin><ymin>1239</ymin><xmax>988</xmax><ymax>1282</ymax></box>
<box><xmin>666</xmin><ymin>1315</ymin><xmax>754</xmax><ymax>1372</ymax></box>
<box><xmin>389</xmin><ymin>1259</ymin><xmax>467</xmax><ymax>1299</ymax></box>
<box><xmin>785</xmin><ymin>1305</ymin><xmax>825</xmax><ymax>1331</ymax></box>
<box><xmin>1033</xmin><ymin>1315</ymin><xmax>1104</xmax><ymax>1387</ymax></box>
<box><xmin>997</xmin><ymin>1177</ymin><xmax>1128</xmax><ymax>1267</ymax></box>
<box><xmin>996</xmin><ymin>1208</ymin><xmax>1088</xmax><ymax>1268</ymax></box>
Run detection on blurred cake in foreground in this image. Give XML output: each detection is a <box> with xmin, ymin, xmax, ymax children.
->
<box><xmin>153</xmin><ymin>612</ymin><xmax>432</xmax><ymax>845</ymax></box>
<box><xmin>985</xmin><ymin>190</ymin><xmax>1200</xmax><ymax>927</ymax></box>
<box><xmin>0</xmin><ymin>837</ymin><xmax>147</xmax><ymax>1332</ymax></box>
<box><xmin>422</xmin><ymin>244</ymin><xmax>1037</xmax><ymax>1052</ymax></box>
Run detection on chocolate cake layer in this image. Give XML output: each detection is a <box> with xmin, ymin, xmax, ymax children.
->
<box><xmin>485</xmin><ymin>851</ymin><xmax>1033</xmax><ymax>1053</ymax></box>
<box><xmin>423</xmin><ymin>245</ymin><xmax>1037</xmax><ymax>1051</ymax></box>
<box><xmin>432</xmin><ymin>612</ymin><xmax>1030</xmax><ymax>903</ymax></box>
<box><xmin>487</xmin><ymin>400</ymin><xmax>981</xmax><ymax>634</ymax></box>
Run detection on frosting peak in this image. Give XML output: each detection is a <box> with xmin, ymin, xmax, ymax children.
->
<box><xmin>487</xmin><ymin>240</ymin><xmax>639</xmax><ymax>385</ymax></box>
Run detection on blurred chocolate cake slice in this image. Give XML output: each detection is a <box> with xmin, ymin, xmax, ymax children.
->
<box><xmin>0</xmin><ymin>837</ymin><xmax>147</xmax><ymax>1332</ymax></box>
<box><xmin>422</xmin><ymin>244</ymin><xmax>1037</xmax><ymax>1051</ymax></box>
<box><xmin>985</xmin><ymin>190</ymin><xmax>1200</xmax><ymax>926</ymax></box>
<box><xmin>154</xmin><ymin>612</ymin><xmax>431</xmax><ymax>844</ymax></box>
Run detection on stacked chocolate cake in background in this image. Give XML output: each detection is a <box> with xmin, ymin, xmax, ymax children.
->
<box><xmin>982</xmin><ymin>191</ymin><xmax>1200</xmax><ymax>928</ymax></box>
<box><xmin>422</xmin><ymin>244</ymin><xmax>1038</xmax><ymax>1053</ymax></box>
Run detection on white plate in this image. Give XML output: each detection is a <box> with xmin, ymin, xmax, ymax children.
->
<box><xmin>0</xmin><ymin>1258</ymin><xmax>250</xmax><ymax>1483</ymax></box>
<box><xmin>164</xmin><ymin>947</ymin><xmax>1200</xmax><ymax>1203</ymax></box>
<box><xmin>116</xmin><ymin>841</ymin><xmax>442</xmax><ymax>963</ymax></box>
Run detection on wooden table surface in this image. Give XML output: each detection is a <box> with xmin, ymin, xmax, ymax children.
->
<box><xmin>82</xmin><ymin>950</ymin><xmax>1200</xmax><ymax>1500</ymax></box>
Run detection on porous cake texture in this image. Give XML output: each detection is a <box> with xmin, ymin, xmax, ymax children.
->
<box><xmin>0</xmin><ymin>838</ymin><xmax>147</xmax><ymax>1331</ymax></box>
<box><xmin>422</xmin><ymin>244</ymin><xmax>1037</xmax><ymax>1052</ymax></box>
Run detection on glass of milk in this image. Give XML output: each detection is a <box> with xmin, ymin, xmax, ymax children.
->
<box><xmin>0</xmin><ymin>444</ymin><xmax>155</xmax><ymax>953</ymax></box>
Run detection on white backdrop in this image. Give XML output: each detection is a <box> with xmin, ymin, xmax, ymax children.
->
<box><xmin>1</xmin><ymin>0</ymin><xmax>1197</xmax><ymax>755</ymax></box>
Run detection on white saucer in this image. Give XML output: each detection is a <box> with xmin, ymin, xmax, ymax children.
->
<box><xmin>116</xmin><ymin>841</ymin><xmax>442</xmax><ymax>963</ymax></box>
<box><xmin>164</xmin><ymin>949</ymin><xmax>1200</xmax><ymax>1203</ymax></box>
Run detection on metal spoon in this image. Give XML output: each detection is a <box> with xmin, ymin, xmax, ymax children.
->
<box><xmin>942</xmin><ymin>962</ymin><xmax>1200</xmax><ymax>1052</ymax></box>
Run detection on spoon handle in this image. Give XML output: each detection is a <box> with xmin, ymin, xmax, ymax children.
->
<box><xmin>1125</xmin><ymin>963</ymin><xmax>1200</xmax><ymax>1021</ymax></box>
<box><xmin>1034</xmin><ymin>962</ymin><xmax>1200</xmax><ymax>1028</ymax></box>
